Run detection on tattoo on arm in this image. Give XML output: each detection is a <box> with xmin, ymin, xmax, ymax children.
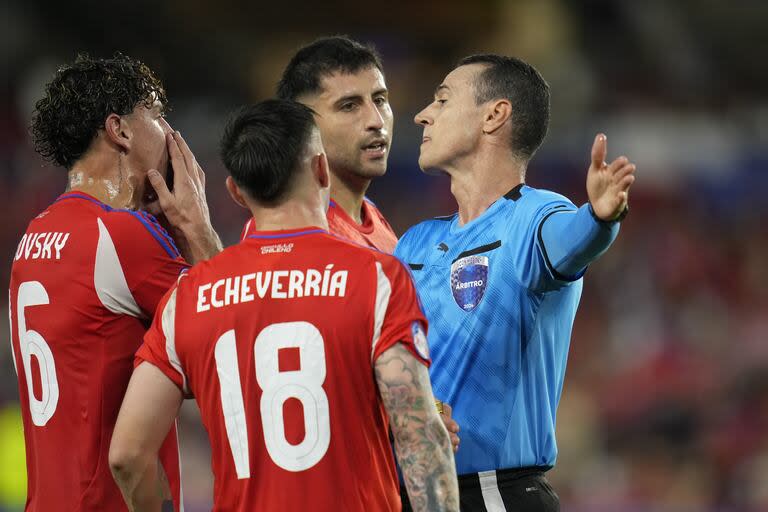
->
<box><xmin>375</xmin><ymin>343</ymin><xmax>459</xmax><ymax>511</ymax></box>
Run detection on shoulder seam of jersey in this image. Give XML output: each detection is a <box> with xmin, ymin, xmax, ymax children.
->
<box><xmin>123</xmin><ymin>211</ymin><xmax>181</xmax><ymax>259</ymax></box>
<box><xmin>536</xmin><ymin>210</ymin><xmax>584</xmax><ymax>282</ymax></box>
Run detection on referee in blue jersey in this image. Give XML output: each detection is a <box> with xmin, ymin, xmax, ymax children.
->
<box><xmin>396</xmin><ymin>55</ymin><xmax>636</xmax><ymax>511</ymax></box>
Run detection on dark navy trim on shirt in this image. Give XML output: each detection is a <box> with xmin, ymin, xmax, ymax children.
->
<box><xmin>408</xmin><ymin>263</ymin><xmax>424</xmax><ymax>270</ymax></box>
<box><xmin>433</xmin><ymin>214</ymin><xmax>456</xmax><ymax>222</ymax></box>
<box><xmin>127</xmin><ymin>211</ymin><xmax>180</xmax><ymax>259</ymax></box>
<box><xmin>56</xmin><ymin>193</ymin><xmax>181</xmax><ymax>259</ymax></box>
<box><xmin>55</xmin><ymin>193</ymin><xmax>112</xmax><ymax>211</ymax></box>
<box><xmin>135</xmin><ymin>211</ymin><xmax>181</xmax><ymax>256</ymax></box>
<box><xmin>503</xmin><ymin>184</ymin><xmax>524</xmax><ymax>200</ymax></box>
<box><xmin>451</xmin><ymin>240</ymin><xmax>502</xmax><ymax>263</ymax></box>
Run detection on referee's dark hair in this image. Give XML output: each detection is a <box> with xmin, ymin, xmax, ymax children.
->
<box><xmin>277</xmin><ymin>36</ymin><xmax>383</xmax><ymax>100</ymax></box>
<box><xmin>457</xmin><ymin>54</ymin><xmax>550</xmax><ymax>161</ymax></box>
<box><xmin>220</xmin><ymin>99</ymin><xmax>317</xmax><ymax>204</ymax></box>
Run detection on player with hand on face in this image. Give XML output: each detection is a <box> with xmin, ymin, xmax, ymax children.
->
<box><xmin>109</xmin><ymin>99</ymin><xmax>459</xmax><ymax>511</ymax></box>
<box><xmin>396</xmin><ymin>54</ymin><xmax>636</xmax><ymax>511</ymax></box>
<box><xmin>9</xmin><ymin>53</ymin><xmax>220</xmax><ymax>512</ymax></box>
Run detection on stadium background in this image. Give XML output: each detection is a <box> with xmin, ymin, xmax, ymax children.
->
<box><xmin>1</xmin><ymin>0</ymin><xmax>767</xmax><ymax>510</ymax></box>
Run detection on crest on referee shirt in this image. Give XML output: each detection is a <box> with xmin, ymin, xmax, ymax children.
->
<box><xmin>450</xmin><ymin>255</ymin><xmax>488</xmax><ymax>311</ymax></box>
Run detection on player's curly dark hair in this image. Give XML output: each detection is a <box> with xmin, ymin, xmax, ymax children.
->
<box><xmin>30</xmin><ymin>53</ymin><xmax>168</xmax><ymax>170</ymax></box>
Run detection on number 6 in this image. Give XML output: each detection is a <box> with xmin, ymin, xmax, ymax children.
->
<box><xmin>16</xmin><ymin>281</ymin><xmax>59</xmax><ymax>426</ymax></box>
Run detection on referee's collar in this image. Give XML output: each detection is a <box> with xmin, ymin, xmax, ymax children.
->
<box><xmin>503</xmin><ymin>183</ymin><xmax>524</xmax><ymax>200</ymax></box>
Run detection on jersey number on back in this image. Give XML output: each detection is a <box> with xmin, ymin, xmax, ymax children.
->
<box><xmin>13</xmin><ymin>281</ymin><xmax>60</xmax><ymax>426</ymax></box>
<box><xmin>214</xmin><ymin>321</ymin><xmax>331</xmax><ymax>477</ymax></box>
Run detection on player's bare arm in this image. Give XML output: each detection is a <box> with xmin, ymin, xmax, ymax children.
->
<box><xmin>148</xmin><ymin>131</ymin><xmax>222</xmax><ymax>263</ymax></box>
<box><xmin>109</xmin><ymin>362</ymin><xmax>183</xmax><ymax>511</ymax></box>
<box><xmin>586</xmin><ymin>133</ymin><xmax>637</xmax><ymax>221</ymax></box>
<box><xmin>375</xmin><ymin>343</ymin><xmax>459</xmax><ymax>512</ymax></box>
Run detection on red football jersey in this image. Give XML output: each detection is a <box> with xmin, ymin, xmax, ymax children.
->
<box><xmin>137</xmin><ymin>227</ymin><xmax>430</xmax><ymax>512</ymax></box>
<box><xmin>8</xmin><ymin>192</ymin><xmax>188</xmax><ymax>512</ymax></box>
<box><xmin>241</xmin><ymin>197</ymin><xmax>398</xmax><ymax>252</ymax></box>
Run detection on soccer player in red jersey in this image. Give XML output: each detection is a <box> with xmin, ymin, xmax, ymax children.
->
<box><xmin>242</xmin><ymin>37</ymin><xmax>460</xmax><ymax>454</ymax></box>
<box><xmin>110</xmin><ymin>100</ymin><xmax>459</xmax><ymax>511</ymax></box>
<box><xmin>239</xmin><ymin>36</ymin><xmax>398</xmax><ymax>252</ymax></box>
<box><xmin>9</xmin><ymin>54</ymin><xmax>220</xmax><ymax>511</ymax></box>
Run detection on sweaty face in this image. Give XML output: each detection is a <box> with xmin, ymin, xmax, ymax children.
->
<box><xmin>302</xmin><ymin>67</ymin><xmax>393</xmax><ymax>181</ymax></box>
<box><xmin>414</xmin><ymin>64</ymin><xmax>487</xmax><ymax>174</ymax></box>
<box><xmin>123</xmin><ymin>99</ymin><xmax>173</xmax><ymax>208</ymax></box>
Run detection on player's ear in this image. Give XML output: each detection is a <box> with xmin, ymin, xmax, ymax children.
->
<box><xmin>311</xmin><ymin>152</ymin><xmax>330</xmax><ymax>191</ymax></box>
<box><xmin>482</xmin><ymin>99</ymin><xmax>512</xmax><ymax>136</ymax></box>
<box><xmin>104</xmin><ymin>113</ymin><xmax>131</xmax><ymax>153</ymax></box>
<box><xmin>225</xmin><ymin>176</ymin><xmax>249</xmax><ymax>209</ymax></box>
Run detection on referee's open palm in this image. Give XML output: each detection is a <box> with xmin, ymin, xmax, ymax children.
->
<box><xmin>586</xmin><ymin>133</ymin><xmax>636</xmax><ymax>221</ymax></box>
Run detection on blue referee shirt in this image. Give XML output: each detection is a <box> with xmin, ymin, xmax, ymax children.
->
<box><xmin>395</xmin><ymin>184</ymin><xmax>618</xmax><ymax>474</ymax></box>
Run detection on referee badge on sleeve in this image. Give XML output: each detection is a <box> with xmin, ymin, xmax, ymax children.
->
<box><xmin>411</xmin><ymin>321</ymin><xmax>429</xmax><ymax>359</ymax></box>
<box><xmin>450</xmin><ymin>255</ymin><xmax>488</xmax><ymax>311</ymax></box>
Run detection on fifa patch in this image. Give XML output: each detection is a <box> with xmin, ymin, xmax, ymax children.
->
<box><xmin>412</xmin><ymin>321</ymin><xmax>429</xmax><ymax>359</ymax></box>
<box><xmin>450</xmin><ymin>255</ymin><xmax>488</xmax><ymax>311</ymax></box>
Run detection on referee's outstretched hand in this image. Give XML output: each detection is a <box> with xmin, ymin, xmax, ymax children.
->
<box><xmin>586</xmin><ymin>134</ymin><xmax>636</xmax><ymax>221</ymax></box>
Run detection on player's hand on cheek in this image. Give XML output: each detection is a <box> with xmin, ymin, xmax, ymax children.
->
<box><xmin>586</xmin><ymin>133</ymin><xmax>637</xmax><ymax>221</ymax></box>
<box><xmin>438</xmin><ymin>401</ymin><xmax>461</xmax><ymax>453</ymax></box>
<box><xmin>147</xmin><ymin>131</ymin><xmax>211</xmax><ymax>232</ymax></box>
<box><xmin>148</xmin><ymin>131</ymin><xmax>221</xmax><ymax>262</ymax></box>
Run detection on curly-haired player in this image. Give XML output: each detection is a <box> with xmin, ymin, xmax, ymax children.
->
<box><xmin>10</xmin><ymin>53</ymin><xmax>220</xmax><ymax>511</ymax></box>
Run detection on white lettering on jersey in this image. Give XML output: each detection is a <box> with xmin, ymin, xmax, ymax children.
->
<box><xmin>196</xmin><ymin>266</ymin><xmax>349</xmax><ymax>312</ymax></box>
<box><xmin>455</xmin><ymin>279</ymin><xmax>484</xmax><ymax>290</ymax></box>
<box><xmin>260</xmin><ymin>243</ymin><xmax>293</xmax><ymax>255</ymax></box>
<box><xmin>14</xmin><ymin>232</ymin><xmax>70</xmax><ymax>261</ymax></box>
<box><xmin>94</xmin><ymin>218</ymin><xmax>143</xmax><ymax>318</ymax></box>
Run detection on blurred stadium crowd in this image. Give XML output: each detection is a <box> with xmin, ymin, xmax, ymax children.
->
<box><xmin>1</xmin><ymin>0</ymin><xmax>766</xmax><ymax>510</ymax></box>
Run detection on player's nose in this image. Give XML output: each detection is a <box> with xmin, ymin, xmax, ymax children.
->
<box><xmin>364</xmin><ymin>102</ymin><xmax>385</xmax><ymax>130</ymax></box>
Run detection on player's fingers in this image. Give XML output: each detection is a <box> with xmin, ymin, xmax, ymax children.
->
<box><xmin>173</xmin><ymin>131</ymin><xmax>197</xmax><ymax>183</ymax></box>
<box><xmin>195</xmin><ymin>161</ymin><xmax>206</xmax><ymax>190</ymax></box>
<box><xmin>147</xmin><ymin>169</ymin><xmax>172</xmax><ymax>206</ymax></box>
<box><xmin>442</xmin><ymin>402</ymin><xmax>452</xmax><ymax>418</ymax></box>
<box><xmin>450</xmin><ymin>433</ymin><xmax>460</xmax><ymax>452</ymax></box>
<box><xmin>591</xmin><ymin>133</ymin><xmax>607</xmax><ymax>169</ymax></box>
<box><xmin>442</xmin><ymin>415</ymin><xmax>459</xmax><ymax>433</ymax></box>
<box><xmin>166</xmin><ymin>133</ymin><xmax>186</xmax><ymax>179</ymax></box>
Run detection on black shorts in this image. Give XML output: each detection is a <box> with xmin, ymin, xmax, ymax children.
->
<box><xmin>401</xmin><ymin>466</ymin><xmax>559</xmax><ymax>512</ymax></box>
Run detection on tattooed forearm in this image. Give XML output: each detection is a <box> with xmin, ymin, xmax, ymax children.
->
<box><xmin>375</xmin><ymin>343</ymin><xmax>459</xmax><ymax>511</ymax></box>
